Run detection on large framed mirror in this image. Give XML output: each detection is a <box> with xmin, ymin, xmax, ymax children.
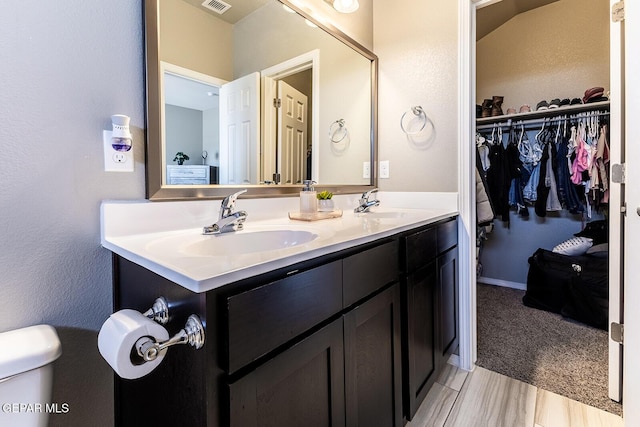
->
<box><xmin>145</xmin><ymin>0</ymin><xmax>378</xmax><ymax>200</ymax></box>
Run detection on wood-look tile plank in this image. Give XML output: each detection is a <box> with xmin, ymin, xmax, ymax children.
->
<box><xmin>534</xmin><ymin>389</ymin><xmax>623</xmax><ymax>427</ymax></box>
<box><xmin>407</xmin><ymin>382</ymin><xmax>459</xmax><ymax>427</ymax></box>
<box><xmin>436</xmin><ymin>363</ymin><xmax>468</xmax><ymax>392</ymax></box>
<box><xmin>445</xmin><ymin>367</ymin><xmax>537</xmax><ymax>427</ymax></box>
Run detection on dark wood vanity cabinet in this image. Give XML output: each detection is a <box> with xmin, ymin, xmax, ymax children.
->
<box><xmin>229</xmin><ymin>317</ymin><xmax>346</xmax><ymax>427</ymax></box>
<box><xmin>344</xmin><ymin>284</ymin><xmax>402</xmax><ymax>427</ymax></box>
<box><xmin>401</xmin><ymin>217</ymin><xmax>459</xmax><ymax>420</ymax></box>
<box><xmin>112</xmin><ymin>216</ymin><xmax>457</xmax><ymax>427</ymax></box>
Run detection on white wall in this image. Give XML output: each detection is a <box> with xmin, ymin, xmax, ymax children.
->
<box><xmin>0</xmin><ymin>1</ymin><xmax>145</xmax><ymax>425</ymax></box>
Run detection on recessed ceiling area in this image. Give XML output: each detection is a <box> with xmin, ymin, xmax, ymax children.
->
<box><xmin>477</xmin><ymin>0</ymin><xmax>560</xmax><ymax>40</ymax></box>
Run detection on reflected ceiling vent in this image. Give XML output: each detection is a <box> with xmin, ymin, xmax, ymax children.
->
<box><xmin>201</xmin><ymin>0</ymin><xmax>232</xmax><ymax>15</ymax></box>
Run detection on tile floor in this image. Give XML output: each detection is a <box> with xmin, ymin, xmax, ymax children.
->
<box><xmin>406</xmin><ymin>363</ymin><xmax>623</xmax><ymax>427</ymax></box>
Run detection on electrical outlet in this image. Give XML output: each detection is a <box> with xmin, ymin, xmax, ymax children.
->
<box><xmin>103</xmin><ymin>130</ymin><xmax>134</xmax><ymax>172</ymax></box>
<box><xmin>379</xmin><ymin>160</ymin><xmax>390</xmax><ymax>178</ymax></box>
<box><xmin>363</xmin><ymin>161</ymin><xmax>370</xmax><ymax>179</ymax></box>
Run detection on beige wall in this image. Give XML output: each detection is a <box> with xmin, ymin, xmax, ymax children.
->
<box><xmin>477</xmin><ymin>0</ymin><xmax>609</xmax><ymax>109</ymax></box>
<box><xmin>160</xmin><ymin>0</ymin><xmax>233</xmax><ymax>80</ymax></box>
<box><xmin>374</xmin><ymin>0</ymin><xmax>460</xmax><ymax>192</ymax></box>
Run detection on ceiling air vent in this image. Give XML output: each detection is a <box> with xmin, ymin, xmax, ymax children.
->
<box><xmin>201</xmin><ymin>0</ymin><xmax>232</xmax><ymax>14</ymax></box>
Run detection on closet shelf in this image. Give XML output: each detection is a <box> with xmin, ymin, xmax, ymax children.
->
<box><xmin>476</xmin><ymin>100</ymin><xmax>610</xmax><ymax>130</ymax></box>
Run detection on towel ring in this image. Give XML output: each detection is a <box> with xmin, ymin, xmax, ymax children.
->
<box><xmin>400</xmin><ymin>106</ymin><xmax>427</xmax><ymax>135</ymax></box>
<box><xmin>329</xmin><ymin>119</ymin><xmax>348</xmax><ymax>143</ymax></box>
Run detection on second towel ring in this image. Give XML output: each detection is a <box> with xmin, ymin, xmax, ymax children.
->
<box><xmin>400</xmin><ymin>106</ymin><xmax>428</xmax><ymax>135</ymax></box>
<box><xmin>329</xmin><ymin>119</ymin><xmax>348</xmax><ymax>143</ymax></box>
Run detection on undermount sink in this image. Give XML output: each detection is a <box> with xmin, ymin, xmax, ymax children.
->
<box><xmin>185</xmin><ymin>230</ymin><xmax>318</xmax><ymax>256</ymax></box>
<box><xmin>356</xmin><ymin>211</ymin><xmax>409</xmax><ymax>219</ymax></box>
<box><xmin>145</xmin><ymin>227</ymin><xmax>322</xmax><ymax>258</ymax></box>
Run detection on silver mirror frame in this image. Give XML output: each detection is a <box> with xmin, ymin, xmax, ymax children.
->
<box><xmin>144</xmin><ymin>0</ymin><xmax>378</xmax><ymax>200</ymax></box>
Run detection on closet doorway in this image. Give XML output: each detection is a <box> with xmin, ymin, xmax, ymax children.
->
<box><xmin>469</xmin><ymin>0</ymin><xmax>623</xmax><ymax>416</ymax></box>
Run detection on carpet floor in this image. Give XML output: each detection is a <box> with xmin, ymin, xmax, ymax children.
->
<box><xmin>476</xmin><ymin>283</ymin><xmax>622</xmax><ymax>416</ymax></box>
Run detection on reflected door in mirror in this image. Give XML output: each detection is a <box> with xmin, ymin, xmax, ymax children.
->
<box><xmin>278</xmin><ymin>80</ymin><xmax>308</xmax><ymax>185</ymax></box>
<box><xmin>219</xmin><ymin>72</ymin><xmax>260</xmax><ymax>185</ymax></box>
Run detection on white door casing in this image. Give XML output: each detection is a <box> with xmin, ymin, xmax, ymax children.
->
<box><xmin>623</xmin><ymin>0</ymin><xmax>640</xmax><ymax>422</ymax></box>
<box><xmin>277</xmin><ymin>80</ymin><xmax>308</xmax><ymax>185</ymax></box>
<box><xmin>219</xmin><ymin>72</ymin><xmax>260</xmax><ymax>185</ymax></box>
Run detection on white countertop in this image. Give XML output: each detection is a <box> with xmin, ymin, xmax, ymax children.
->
<box><xmin>101</xmin><ymin>193</ymin><xmax>458</xmax><ymax>293</ymax></box>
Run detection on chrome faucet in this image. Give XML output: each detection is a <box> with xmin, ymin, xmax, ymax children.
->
<box><xmin>203</xmin><ymin>189</ymin><xmax>248</xmax><ymax>234</ymax></box>
<box><xmin>354</xmin><ymin>188</ymin><xmax>380</xmax><ymax>213</ymax></box>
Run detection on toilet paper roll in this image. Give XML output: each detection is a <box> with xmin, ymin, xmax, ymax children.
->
<box><xmin>98</xmin><ymin>309</ymin><xmax>170</xmax><ymax>379</ymax></box>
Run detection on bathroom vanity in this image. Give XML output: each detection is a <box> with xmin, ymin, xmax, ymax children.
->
<box><xmin>102</xmin><ymin>201</ymin><xmax>458</xmax><ymax>426</ymax></box>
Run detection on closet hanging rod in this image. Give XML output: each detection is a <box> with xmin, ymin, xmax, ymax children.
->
<box><xmin>475</xmin><ymin>111</ymin><xmax>610</xmax><ymax>131</ymax></box>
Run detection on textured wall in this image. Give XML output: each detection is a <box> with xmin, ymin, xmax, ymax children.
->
<box><xmin>374</xmin><ymin>0</ymin><xmax>460</xmax><ymax>192</ymax></box>
<box><xmin>477</xmin><ymin>0</ymin><xmax>609</xmax><ymax>109</ymax></box>
<box><xmin>0</xmin><ymin>1</ymin><xmax>145</xmax><ymax>425</ymax></box>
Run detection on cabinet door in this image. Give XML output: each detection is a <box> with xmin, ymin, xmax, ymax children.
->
<box><xmin>344</xmin><ymin>284</ymin><xmax>402</xmax><ymax>427</ymax></box>
<box><xmin>437</xmin><ymin>247</ymin><xmax>459</xmax><ymax>367</ymax></box>
<box><xmin>403</xmin><ymin>262</ymin><xmax>438</xmax><ymax>420</ymax></box>
<box><xmin>229</xmin><ymin>318</ymin><xmax>345</xmax><ymax>427</ymax></box>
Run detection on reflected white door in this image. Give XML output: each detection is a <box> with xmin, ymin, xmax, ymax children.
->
<box><xmin>219</xmin><ymin>72</ymin><xmax>260</xmax><ymax>185</ymax></box>
<box><xmin>277</xmin><ymin>80</ymin><xmax>308</xmax><ymax>185</ymax></box>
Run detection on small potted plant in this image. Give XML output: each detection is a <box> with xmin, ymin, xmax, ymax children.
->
<box><xmin>173</xmin><ymin>152</ymin><xmax>189</xmax><ymax>165</ymax></box>
<box><xmin>317</xmin><ymin>190</ymin><xmax>334</xmax><ymax>212</ymax></box>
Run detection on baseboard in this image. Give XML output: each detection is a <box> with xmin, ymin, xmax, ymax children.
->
<box><xmin>477</xmin><ymin>276</ymin><xmax>527</xmax><ymax>291</ymax></box>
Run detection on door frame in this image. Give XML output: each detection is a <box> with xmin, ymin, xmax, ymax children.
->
<box><xmin>261</xmin><ymin>50</ymin><xmax>320</xmax><ymax>184</ymax></box>
<box><xmin>456</xmin><ymin>0</ymin><xmax>626</xmax><ymax>407</ymax></box>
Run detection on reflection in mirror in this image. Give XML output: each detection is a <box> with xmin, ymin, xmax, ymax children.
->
<box><xmin>145</xmin><ymin>0</ymin><xmax>377</xmax><ymax>199</ymax></box>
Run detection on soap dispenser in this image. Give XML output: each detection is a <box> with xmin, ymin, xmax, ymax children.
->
<box><xmin>300</xmin><ymin>180</ymin><xmax>318</xmax><ymax>213</ymax></box>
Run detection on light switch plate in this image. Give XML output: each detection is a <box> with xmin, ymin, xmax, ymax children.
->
<box><xmin>103</xmin><ymin>130</ymin><xmax>134</xmax><ymax>172</ymax></box>
<box><xmin>363</xmin><ymin>161</ymin><xmax>370</xmax><ymax>179</ymax></box>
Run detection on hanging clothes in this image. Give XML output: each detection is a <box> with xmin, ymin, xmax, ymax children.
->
<box><xmin>476</xmin><ymin>109</ymin><xmax>609</xmax><ymax>220</ymax></box>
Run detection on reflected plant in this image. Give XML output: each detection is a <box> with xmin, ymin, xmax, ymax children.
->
<box><xmin>173</xmin><ymin>152</ymin><xmax>189</xmax><ymax>165</ymax></box>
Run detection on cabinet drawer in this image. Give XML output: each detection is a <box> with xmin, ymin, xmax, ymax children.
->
<box><xmin>437</xmin><ymin>218</ymin><xmax>458</xmax><ymax>253</ymax></box>
<box><xmin>225</xmin><ymin>261</ymin><xmax>342</xmax><ymax>374</ymax></box>
<box><xmin>403</xmin><ymin>227</ymin><xmax>438</xmax><ymax>274</ymax></box>
<box><xmin>343</xmin><ymin>240</ymin><xmax>399</xmax><ymax>308</ymax></box>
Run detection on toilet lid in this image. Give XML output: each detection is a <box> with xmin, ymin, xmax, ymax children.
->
<box><xmin>0</xmin><ymin>325</ymin><xmax>62</xmax><ymax>380</ymax></box>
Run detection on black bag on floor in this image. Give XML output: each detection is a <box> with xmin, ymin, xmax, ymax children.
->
<box><xmin>523</xmin><ymin>248</ymin><xmax>608</xmax><ymax>329</ymax></box>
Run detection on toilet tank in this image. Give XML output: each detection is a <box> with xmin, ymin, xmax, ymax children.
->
<box><xmin>0</xmin><ymin>325</ymin><xmax>62</xmax><ymax>427</ymax></box>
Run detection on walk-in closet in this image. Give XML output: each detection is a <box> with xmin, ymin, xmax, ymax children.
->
<box><xmin>474</xmin><ymin>0</ymin><xmax>621</xmax><ymax>416</ymax></box>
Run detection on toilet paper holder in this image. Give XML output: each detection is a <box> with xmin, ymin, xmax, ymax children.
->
<box><xmin>143</xmin><ymin>297</ymin><xmax>170</xmax><ymax>325</ymax></box>
<box><xmin>135</xmin><ymin>314</ymin><xmax>205</xmax><ymax>363</ymax></box>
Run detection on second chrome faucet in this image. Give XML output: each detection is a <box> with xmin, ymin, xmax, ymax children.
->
<box><xmin>203</xmin><ymin>189</ymin><xmax>248</xmax><ymax>234</ymax></box>
<box><xmin>354</xmin><ymin>188</ymin><xmax>380</xmax><ymax>213</ymax></box>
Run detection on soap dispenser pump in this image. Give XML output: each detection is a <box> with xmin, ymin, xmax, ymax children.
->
<box><xmin>300</xmin><ymin>180</ymin><xmax>318</xmax><ymax>213</ymax></box>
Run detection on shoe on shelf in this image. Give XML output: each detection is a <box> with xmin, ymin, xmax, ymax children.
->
<box><xmin>549</xmin><ymin>98</ymin><xmax>561</xmax><ymax>109</ymax></box>
<box><xmin>559</xmin><ymin>98</ymin><xmax>571</xmax><ymax>107</ymax></box>
<box><xmin>481</xmin><ymin>99</ymin><xmax>493</xmax><ymax>118</ymax></box>
<box><xmin>583</xmin><ymin>86</ymin><xmax>604</xmax><ymax>103</ymax></box>
<box><xmin>519</xmin><ymin>104</ymin><xmax>531</xmax><ymax>113</ymax></box>
<box><xmin>491</xmin><ymin>95</ymin><xmax>504</xmax><ymax>116</ymax></box>
<box><xmin>506</xmin><ymin>107</ymin><xmax>517</xmax><ymax>115</ymax></box>
<box><xmin>536</xmin><ymin>100</ymin><xmax>549</xmax><ymax>111</ymax></box>
<box><xmin>570</xmin><ymin>97</ymin><xmax>582</xmax><ymax>105</ymax></box>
